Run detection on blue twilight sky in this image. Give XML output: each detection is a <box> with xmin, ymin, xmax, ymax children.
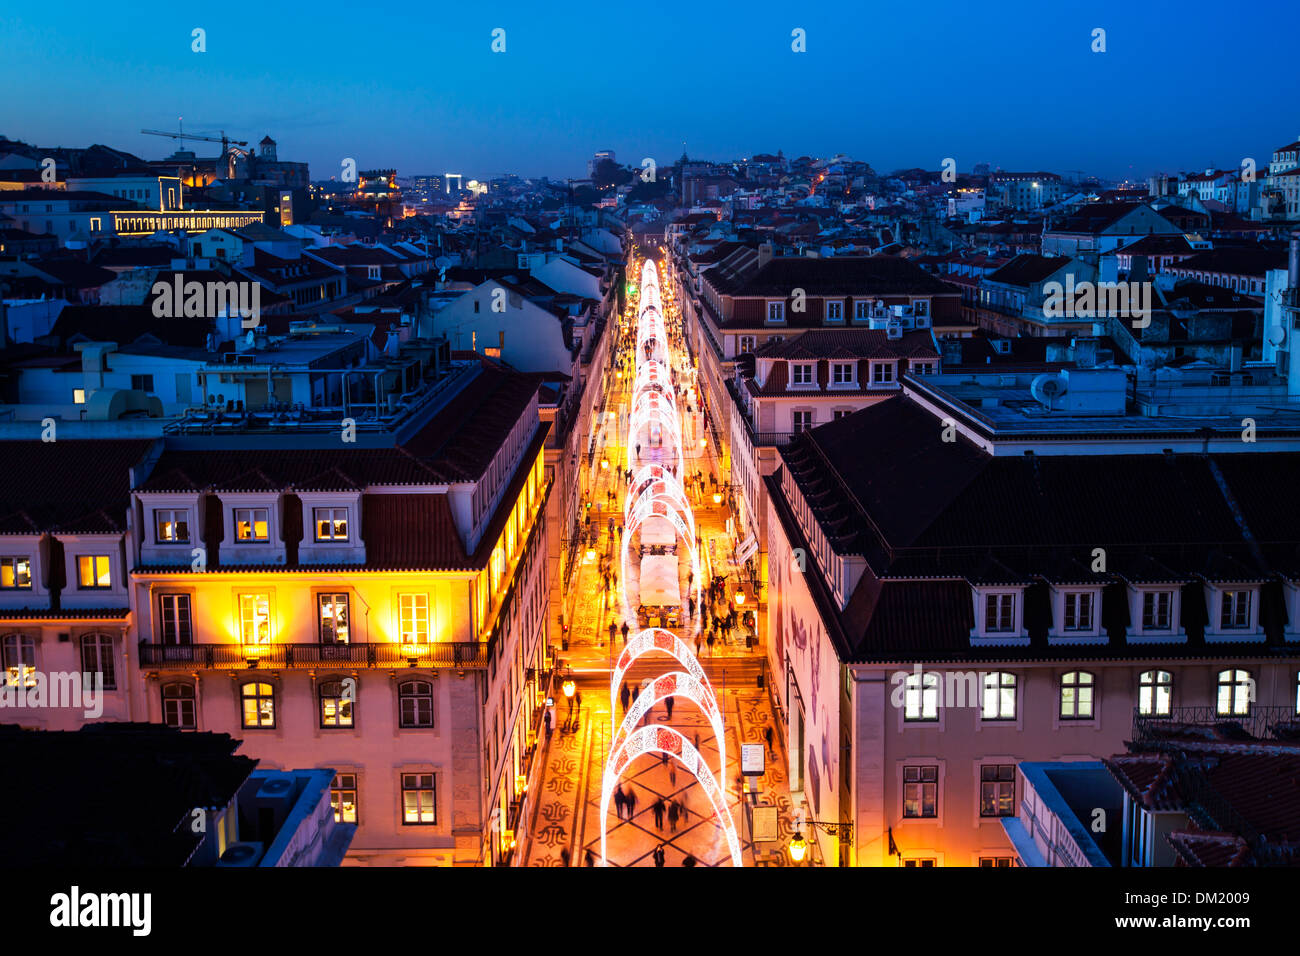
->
<box><xmin>1</xmin><ymin>0</ymin><xmax>1295</xmax><ymax>183</ymax></box>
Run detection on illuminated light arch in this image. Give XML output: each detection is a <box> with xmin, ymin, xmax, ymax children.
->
<box><xmin>600</xmin><ymin>724</ymin><xmax>741</xmax><ymax>867</ymax></box>
<box><xmin>625</xmin><ymin>475</ymin><xmax>695</xmax><ymax>535</ymax></box>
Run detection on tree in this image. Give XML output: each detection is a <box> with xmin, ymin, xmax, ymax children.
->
<box><xmin>591</xmin><ymin>158</ymin><xmax>632</xmax><ymax>190</ymax></box>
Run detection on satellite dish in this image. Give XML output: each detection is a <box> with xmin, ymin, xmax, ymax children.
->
<box><xmin>434</xmin><ymin>256</ymin><xmax>451</xmax><ymax>269</ymax></box>
<box><xmin>1267</xmin><ymin>325</ymin><xmax>1286</xmax><ymax>347</ymax></box>
<box><xmin>246</xmin><ymin>330</ymin><xmax>256</xmax><ymax>347</ymax></box>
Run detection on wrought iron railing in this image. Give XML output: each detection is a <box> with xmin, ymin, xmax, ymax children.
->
<box><xmin>1132</xmin><ymin>705</ymin><xmax>1299</xmax><ymax>744</ymax></box>
<box><xmin>139</xmin><ymin>640</ymin><xmax>490</xmax><ymax>670</ymax></box>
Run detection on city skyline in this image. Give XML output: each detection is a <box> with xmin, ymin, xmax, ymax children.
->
<box><xmin>3</xmin><ymin>0</ymin><xmax>1296</xmax><ymax>182</ymax></box>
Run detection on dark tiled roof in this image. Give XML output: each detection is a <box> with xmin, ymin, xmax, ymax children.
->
<box><xmin>0</xmin><ymin>439</ymin><xmax>153</xmax><ymax>534</ymax></box>
<box><xmin>705</xmin><ymin>255</ymin><xmax>955</xmax><ymax>298</ymax></box>
<box><xmin>753</xmin><ymin>329</ymin><xmax>938</xmax><ymax>361</ymax></box>
<box><xmin>1168</xmin><ymin>246</ymin><xmax>1289</xmax><ymax>278</ymax></box>
<box><xmin>985</xmin><ymin>254</ymin><xmax>1073</xmax><ymax>288</ymax></box>
<box><xmin>1048</xmin><ymin>203</ymin><xmax>1149</xmax><ymax>235</ymax></box>
<box><xmin>363</xmin><ymin>494</ymin><xmax>469</xmax><ymax>569</ymax></box>
<box><xmin>50</xmin><ymin>305</ymin><xmax>213</xmax><ymax>348</ymax></box>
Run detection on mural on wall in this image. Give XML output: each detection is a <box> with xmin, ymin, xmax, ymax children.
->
<box><xmin>770</xmin><ymin>520</ymin><xmax>838</xmax><ymax>824</ymax></box>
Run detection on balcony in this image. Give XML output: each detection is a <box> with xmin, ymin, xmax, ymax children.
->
<box><xmin>139</xmin><ymin>640</ymin><xmax>490</xmax><ymax>670</ymax></box>
<box><xmin>1132</xmin><ymin>705</ymin><xmax>1300</xmax><ymax>744</ymax></box>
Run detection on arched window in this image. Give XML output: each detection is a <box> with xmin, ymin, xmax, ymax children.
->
<box><xmin>982</xmin><ymin>672</ymin><xmax>1017</xmax><ymax>720</ymax></box>
<box><xmin>2</xmin><ymin>634</ymin><xmax>35</xmax><ymax>687</ymax></box>
<box><xmin>1138</xmin><ymin>670</ymin><xmax>1173</xmax><ymax>717</ymax></box>
<box><xmin>903</xmin><ymin>671</ymin><xmax>938</xmax><ymax>722</ymax></box>
<box><xmin>319</xmin><ymin>680</ymin><xmax>354</xmax><ymax>728</ymax></box>
<box><xmin>1216</xmin><ymin>669</ymin><xmax>1252</xmax><ymax>716</ymax></box>
<box><xmin>80</xmin><ymin>633</ymin><xmax>116</xmax><ymax>691</ymax></box>
<box><xmin>398</xmin><ymin>680</ymin><xmax>434</xmax><ymax>728</ymax></box>
<box><xmin>162</xmin><ymin>682</ymin><xmax>196</xmax><ymax>729</ymax></box>
<box><xmin>241</xmin><ymin>681</ymin><xmax>276</xmax><ymax>728</ymax></box>
<box><xmin>1059</xmin><ymin>671</ymin><xmax>1095</xmax><ymax>720</ymax></box>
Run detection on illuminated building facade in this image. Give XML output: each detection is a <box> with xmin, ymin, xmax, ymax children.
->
<box><xmin>764</xmin><ymin>389</ymin><xmax>1300</xmax><ymax>866</ymax></box>
<box><xmin>125</xmin><ymin>364</ymin><xmax>553</xmax><ymax>865</ymax></box>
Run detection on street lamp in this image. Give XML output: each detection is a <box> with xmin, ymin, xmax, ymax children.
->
<box><xmin>712</xmin><ymin>491</ymin><xmax>723</xmax><ymax>505</ymax></box>
<box><xmin>788</xmin><ymin>819</ymin><xmax>854</xmax><ymax>865</ymax></box>
<box><xmin>562</xmin><ymin>677</ymin><xmax>576</xmax><ymax>699</ymax></box>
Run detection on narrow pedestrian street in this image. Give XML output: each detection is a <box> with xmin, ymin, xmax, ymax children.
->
<box><xmin>523</xmin><ymin>249</ymin><xmax>798</xmax><ymax>867</ymax></box>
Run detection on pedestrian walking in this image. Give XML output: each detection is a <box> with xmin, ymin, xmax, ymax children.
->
<box><xmin>694</xmin><ymin>635</ymin><xmax>702</xmax><ymax>657</ymax></box>
<box><xmin>764</xmin><ymin>724</ymin><xmax>774</xmax><ymax>757</ymax></box>
<box><xmin>621</xmin><ymin>621</ymin><xmax>630</xmax><ymax>643</ymax></box>
<box><xmin>668</xmin><ymin>801</ymin><xmax>679</xmax><ymax>833</ymax></box>
<box><xmin>631</xmin><ymin>686</ymin><xmax>639</xmax><ymax>707</ymax></box>
<box><xmin>602</xmin><ymin>571</ymin><xmax>610</xmax><ymax>592</ymax></box>
<box><xmin>669</xmin><ymin>763</ymin><xmax>677</xmax><ymax>788</ymax></box>
<box><xmin>614</xmin><ymin>788</ymin><xmax>626</xmax><ymax>820</ymax></box>
<box><xmin>707</xmin><ymin>633</ymin><xmax>715</xmax><ymax>655</ymax></box>
<box><xmin>653</xmin><ymin>843</ymin><xmax>666</xmax><ymax>867</ymax></box>
<box><xmin>665</xmin><ymin>695</ymin><xmax>674</xmax><ymax>720</ymax></box>
<box><xmin>625</xmin><ymin>786</ymin><xmax>637</xmax><ymax>819</ymax></box>
<box><xmin>620</xmin><ymin>681</ymin><xmax>630</xmax><ymax>714</ymax></box>
<box><xmin>608</xmin><ymin>620</ymin><xmax>617</xmax><ymax>643</ymax></box>
<box><xmin>612</xmin><ymin>571</ymin><xmax>619</xmax><ymax>591</ymax></box>
<box><xmin>653</xmin><ymin>797</ymin><xmax>665</xmax><ymax>830</ymax></box>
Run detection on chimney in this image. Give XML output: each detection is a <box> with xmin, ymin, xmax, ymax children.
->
<box><xmin>1230</xmin><ymin>344</ymin><xmax>1243</xmax><ymax>373</ymax></box>
<box><xmin>757</xmin><ymin>242</ymin><xmax>774</xmax><ymax>270</ymax></box>
<box><xmin>1130</xmin><ymin>255</ymin><xmax>1150</xmax><ymax>284</ymax></box>
<box><xmin>1288</xmin><ymin>232</ymin><xmax>1299</xmax><ymax>299</ymax></box>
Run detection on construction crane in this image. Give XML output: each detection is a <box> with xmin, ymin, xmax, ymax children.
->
<box><xmin>141</xmin><ymin>126</ymin><xmax>250</xmax><ymax>178</ymax></box>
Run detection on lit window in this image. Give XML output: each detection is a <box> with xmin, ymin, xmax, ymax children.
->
<box><xmin>1062</xmin><ymin>592</ymin><xmax>1094</xmax><ymax>631</ymax></box>
<box><xmin>319</xmin><ymin>680</ymin><xmax>354</xmax><ymax>728</ymax></box>
<box><xmin>399</xmin><ymin>594</ymin><xmax>429</xmax><ymax>643</ymax></box>
<box><xmin>2</xmin><ymin>634</ymin><xmax>36</xmax><ymax>687</ymax></box>
<box><xmin>319</xmin><ymin>593</ymin><xmax>350</xmax><ymax>644</ymax></box>
<box><xmin>80</xmin><ymin>634</ymin><xmax>116</xmax><ymax>691</ymax></box>
<box><xmin>1216</xmin><ymin>669</ymin><xmax>1252</xmax><ymax>716</ymax></box>
<box><xmin>155</xmin><ymin>509</ymin><xmax>189</xmax><ymax>544</ymax></box>
<box><xmin>239</xmin><ymin>593</ymin><xmax>272</xmax><ymax>643</ymax></box>
<box><xmin>981</xmin><ymin>672</ymin><xmax>1017</xmax><ymax>720</ymax></box>
<box><xmin>1139</xmin><ymin>670</ymin><xmax>1173</xmax><ymax>716</ymax></box>
<box><xmin>159</xmin><ymin>594</ymin><xmax>192</xmax><ymax>644</ymax></box>
<box><xmin>313</xmin><ymin>507</ymin><xmax>349</xmax><ymax>542</ymax></box>
<box><xmin>162</xmin><ymin>683</ymin><xmax>196</xmax><ymax>729</ymax></box>
<box><xmin>73</xmin><ymin>388</ymin><xmax>86</xmax><ymax>404</ymax></box>
<box><xmin>979</xmin><ymin>765</ymin><xmax>1016</xmax><ymax>817</ymax></box>
<box><xmin>1141</xmin><ymin>591</ymin><xmax>1173</xmax><ymax>630</ymax></box>
<box><xmin>331</xmin><ymin>774</ymin><xmax>358</xmax><ymax>823</ymax></box>
<box><xmin>902</xmin><ymin>766</ymin><xmax>938</xmax><ymax>818</ymax></box>
<box><xmin>984</xmin><ymin>593</ymin><xmax>1015</xmax><ymax>633</ymax></box>
<box><xmin>0</xmin><ymin>557</ymin><xmax>32</xmax><ymax>590</ymax></box>
<box><xmin>77</xmin><ymin>555</ymin><xmax>112</xmax><ymax>589</ymax></box>
<box><xmin>399</xmin><ymin>680</ymin><xmax>434</xmax><ymax>728</ymax></box>
<box><xmin>1059</xmin><ymin>671</ymin><xmax>1095</xmax><ymax>719</ymax></box>
<box><xmin>1220</xmin><ymin>590</ymin><xmax>1252</xmax><ymax>630</ymax></box>
<box><xmin>234</xmin><ymin>508</ymin><xmax>269</xmax><ymax>542</ymax></box>
<box><xmin>241</xmin><ymin>681</ymin><xmax>276</xmax><ymax>728</ymax></box>
<box><xmin>739</xmin><ymin>336</ymin><xmax>756</xmax><ymax>353</ymax></box>
<box><xmin>401</xmin><ymin>773</ymin><xmax>436</xmax><ymax>825</ymax></box>
<box><xmin>903</xmin><ymin>671</ymin><xmax>938</xmax><ymax>722</ymax></box>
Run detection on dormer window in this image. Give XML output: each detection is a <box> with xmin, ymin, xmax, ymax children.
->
<box><xmin>871</xmin><ymin>361</ymin><xmax>896</xmax><ymax>385</ymax></box>
<box><xmin>791</xmin><ymin>363</ymin><xmax>815</xmax><ymax>386</ymax></box>
<box><xmin>234</xmin><ymin>508</ymin><xmax>269</xmax><ymax>542</ymax></box>
<box><xmin>766</xmin><ymin>300</ymin><xmax>786</xmax><ymax>324</ymax></box>
<box><xmin>825</xmin><ymin>299</ymin><xmax>844</xmax><ymax>323</ymax></box>
<box><xmin>913</xmin><ymin>299</ymin><xmax>929</xmax><ymax>317</ymax></box>
<box><xmin>1141</xmin><ymin>591</ymin><xmax>1173</xmax><ymax>631</ymax></box>
<box><xmin>1220</xmin><ymin>589</ymin><xmax>1252</xmax><ymax>629</ymax></box>
<box><xmin>854</xmin><ymin>300</ymin><xmax>871</xmax><ymax>321</ymax></box>
<box><xmin>155</xmin><ymin>509</ymin><xmax>190</xmax><ymax>544</ymax></box>
<box><xmin>0</xmin><ymin>557</ymin><xmax>32</xmax><ymax>590</ymax></box>
<box><xmin>314</xmin><ymin>507</ymin><xmax>350</xmax><ymax>542</ymax></box>
<box><xmin>831</xmin><ymin>362</ymin><xmax>855</xmax><ymax>386</ymax></box>
<box><xmin>1062</xmin><ymin>591</ymin><xmax>1094</xmax><ymax>631</ymax></box>
<box><xmin>986</xmin><ymin>593</ymin><xmax>1015</xmax><ymax>632</ymax></box>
